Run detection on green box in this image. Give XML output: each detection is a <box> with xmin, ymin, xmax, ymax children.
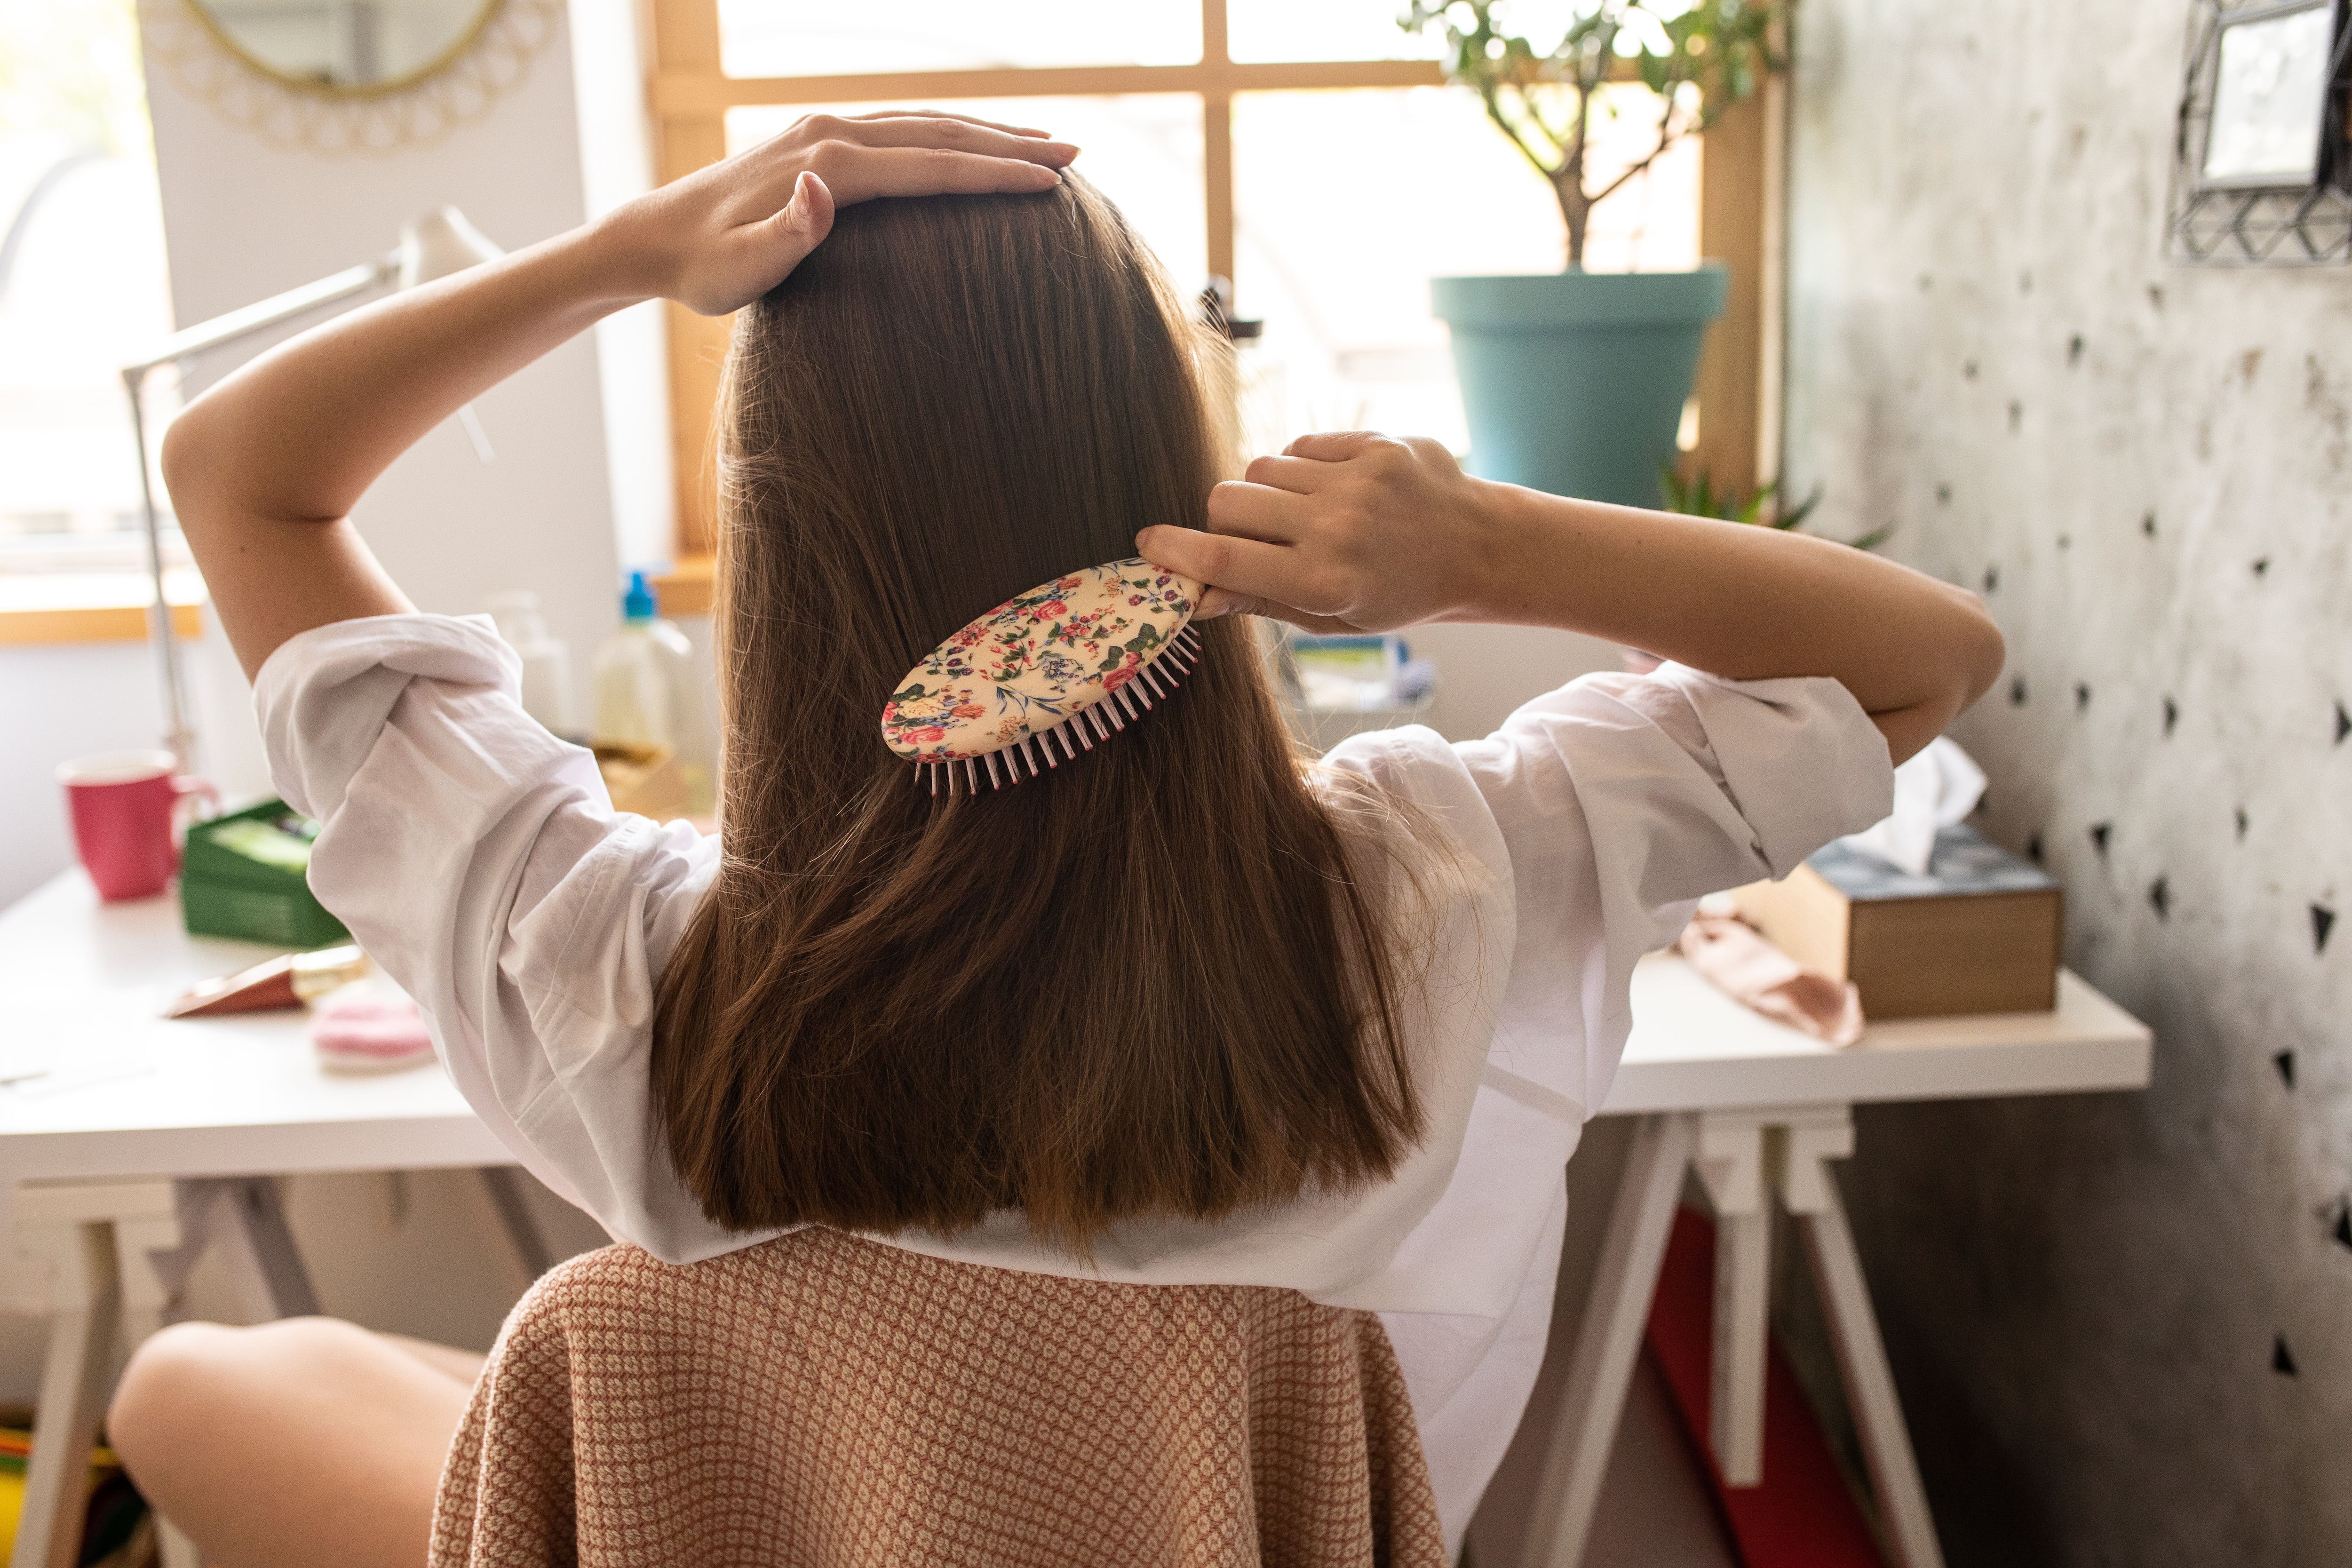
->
<box><xmin>180</xmin><ymin>799</ymin><xmax>349</xmax><ymax>948</ymax></box>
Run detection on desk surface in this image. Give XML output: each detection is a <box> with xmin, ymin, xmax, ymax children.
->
<box><xmin>1</xmin><ymin>868</ymin><xmax>2153</xmax><ymax>1184</ymax></box>
<box><xmin>1610</xmin><ymin>955</ymin><xmax>2152</xmax><ymax>1114</ymax></box>
<box><xmin>0</xmin><ymin>871</ymin><xmax>500</xmax><ymax>1184</ymax></box>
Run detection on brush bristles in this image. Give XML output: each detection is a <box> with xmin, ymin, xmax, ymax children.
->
<box><xmin>912</xmin><ymin>624</ymin><xmax>1206</xmax><ymax>794</ymax></box>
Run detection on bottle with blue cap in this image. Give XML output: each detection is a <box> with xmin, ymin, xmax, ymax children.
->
<box><xmin>592</xmin><ymin>570</ymin><xmax>711</xmax><ymax>812</ymax></box>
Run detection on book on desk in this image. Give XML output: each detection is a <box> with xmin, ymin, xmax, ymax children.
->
<box><xmin>1732</xmin><ymin>824</ymin><xmax>2062</xmax><ymax>1019</ymax></box>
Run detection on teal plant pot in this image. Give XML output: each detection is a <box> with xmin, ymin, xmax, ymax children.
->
<box><xmin>1430</xmin><ymin>264</ymin><xmax>1729</xmax><ymax>506</ymax></box>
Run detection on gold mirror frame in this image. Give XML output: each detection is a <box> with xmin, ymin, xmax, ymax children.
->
<box><xmin>180</xmin><ymin>0</ymin><xmax>507</xmax><ymax>101</ymax></box>
<box><xmin>140</xmin><ymin>0</ymin><xmax>564</xmax><ymax>154</ymax></box>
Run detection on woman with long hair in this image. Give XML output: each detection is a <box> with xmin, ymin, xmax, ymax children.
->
<box><xmin>106</xmin><ymin>112</ymin><xmax>2001</xmax><ymax>1567</ymax></box>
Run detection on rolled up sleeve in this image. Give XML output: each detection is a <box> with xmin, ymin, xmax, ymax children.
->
<box><xmin>254</xmin><ymin>613</ymin><xmax>753</xmax><ymax>1261</ymax></box>
<box><xmin>1441</xmin><ymin>661</ymin><xmax>1892</xmax><ymax>1112</ymax></box>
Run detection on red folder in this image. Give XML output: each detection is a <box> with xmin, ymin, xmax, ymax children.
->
<box><xmin>1645</xmin><ymin>1207</ymin><xmax>1887</xmax><ymax>1568</ymax></box>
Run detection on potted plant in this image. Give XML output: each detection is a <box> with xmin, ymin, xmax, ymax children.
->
<box><xmin>1406</xmin><ymin>0</ymin><xmax>1794</xmax><ymax>505</ymax></box>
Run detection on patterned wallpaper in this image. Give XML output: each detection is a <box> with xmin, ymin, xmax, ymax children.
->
<box><xmin>1780</xmin><ymin>0</ymin><xmax>2352</xmax><ymax>1561</ymax></box>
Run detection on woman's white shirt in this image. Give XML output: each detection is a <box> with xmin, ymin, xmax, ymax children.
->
<box><xmin>255</xmin><ymin>613</ymin><xmax>1892</xmax><ymax>1553</ymax></box>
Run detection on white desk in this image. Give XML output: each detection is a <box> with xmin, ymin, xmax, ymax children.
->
<box><xmin>0</xmin><ymin>872</ymin><xmax>517</xmax><ymax>1568</ymax></box>
<box><xmin>0</xmin><ymin>874</ymin><xmax>503</xmax><ymax>1188</ymax></box>
<box><xmin>2</xmin><ymin>870</ymin><xmax>2152</xmax><ymax>1568</ymax></box>
<box><xmin>1515</xmin><ymin>957</ymin><xmax>2153</xmax><ymax>1568</ymax></box>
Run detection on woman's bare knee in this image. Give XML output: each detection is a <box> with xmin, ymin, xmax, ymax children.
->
<box><xmin>107</xmin><ymin>1317</ymin><xmax>472</xmax><ymax>1568</ymax></box>
<box><xmin>110</xmin><ymin>1320</ymin><xmax>246</xmax><ymax>1472</ymax></box>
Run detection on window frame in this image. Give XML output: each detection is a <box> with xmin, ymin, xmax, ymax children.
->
<box><xmin>0</xmin><ymin>1</ymin><xmax>1779</xmax><ymax>640</ymax></box>
<box><xmin>644</xmin><ymin>0</ymin><xmax>1783</xmax><ymax>605</ymax></box>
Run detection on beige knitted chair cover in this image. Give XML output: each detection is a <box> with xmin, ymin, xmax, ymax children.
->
<box><xmin>431</xmin><ymin>1227</ymin><xmax>1447</xmax><ymax>1568</ymax></box>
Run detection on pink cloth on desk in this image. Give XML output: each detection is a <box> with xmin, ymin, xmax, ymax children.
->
<box><xmin>1676</xmin><ymin>912</ymin><xmax>1865</xmax><ymax>1047</ymax></box>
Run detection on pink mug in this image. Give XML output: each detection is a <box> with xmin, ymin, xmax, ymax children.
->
<box><xmin>57</xmin><ymin>751</ymin><xmax>221</xmax><ymax>901</ymax></box>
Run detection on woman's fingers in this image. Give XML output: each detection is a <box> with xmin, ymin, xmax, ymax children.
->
<box><xmin>1138</xmin><ymin>526</ymin><xmax>1326</xmax><ymax>615</ymax></box>
<box><xmin>816</xmin><ymin>112</ymin><xmax>1076</xmax><ymax>167</ymax></box>
<box><xmin>651</xmin><ymin>112</ymin><xmax>1071</xmax><ymax>315</ymax></box>
<box><xmin>1239</xmin><ymin>454</ymin><xmax>1337</xmax><ymax>494</ymax></box>
<box><xmin>688</xmin><ymin>173</ymin><xmax>834</xmax><ymax>314</ymax></box>
<box><xmin>755</xmin><ymin>171</ymin><xmax>834</xmax><ymax>263</ymax></box>
<box><xmin>810</xmin><ymin>142</ymin><xmax>1065</xmax><ymax>204</ymax></box>
<box><xmin>838</xmin><ymin>109</ymin><xmax>1061</xmax><ymax>143</ymax></box>
<box><xmin>1193</xmin><ymin>585</ymin><xmax>1359</xmax><ymax>632</ymax></box>
<box><xmin>1205</xmin><ymin>478</ymin><xmax>1312</xmax><ymax>541</ymax></box>
<box><xmin>1175</xmin><ymin>430</ymin><xmax>1486</xmax><ymax>631</ymax></box>
<box><xmin>1283</xmin><ymin>430</ymin><xmax>1391</xmax><ymax>462</ymax></box>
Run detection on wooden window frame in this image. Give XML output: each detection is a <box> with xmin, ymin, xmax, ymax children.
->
<box><xmin>644</xmin><ymin>0</ymin><xmax>1780</xmax><ymax>612</ymax></box>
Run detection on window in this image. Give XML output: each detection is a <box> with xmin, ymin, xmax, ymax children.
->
<box><xmin>726</xmin><ymin>95</ymin><xmax>1210</xmax><ymax>290</ymax></box>
<box><xmin>0</xmin><ymin>0</ymin><xmax>197</xmax><ymax>639</ymax></box>
<box><xmin>1232</xmin><ymin>84</ymin><xmax>1696</xmax><ymax>450</ymax></box>
<box><xmin>646</xmin><ymin>0</ymin><xmax>1775</xmax><ymax>566</ymax></box>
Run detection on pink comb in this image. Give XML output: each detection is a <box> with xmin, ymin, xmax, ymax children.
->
<box><xmin>880</xmin><ymin>557</ymin><xmax>1205</xmax><ymax>795</ymax></box>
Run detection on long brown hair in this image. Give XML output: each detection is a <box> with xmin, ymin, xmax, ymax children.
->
<box><xmin>651</xmin><ymin>173</ymin><xmax>1429</xmax><ymax>1251</ymax></box>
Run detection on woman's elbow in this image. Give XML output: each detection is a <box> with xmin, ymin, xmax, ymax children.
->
<box><xmin>157</xmin><ymin>406</ymin><xmax>219</xmax><ymax>531</ymax></box>
<box><xmin>1948</xmin><ymin>589</ymin><xmax>2006</xmax><ymax>713</ymax></box>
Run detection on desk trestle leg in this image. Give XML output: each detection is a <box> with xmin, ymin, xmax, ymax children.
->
<box><xmin>1694</xmin><ymin>1112</ymin><xmax>1773</xmax><ymax>1485</ymax></box>
<box><xmin>1522</xmin><ymin>1111</ymin><xmax>1698</xmax><ymax>1568</ymax></box>
<box><xmin>11</xmin><ymin>1177</ymin><xmax>312</xmax><ymax>1568</ymax></box>
<box><xmin>1777</xmin><ymin>1114</ymin><xmax>1947</xmax><ymax>1568</ymax></box>
<box><xmin>10</xmin><ymin>1179</ymin><xmax>175</xmax><ymax>1568</ymax></box>
<box><xmin>1521</xmin><ymin>1104</ymin><xmax>1948</xmax><ymax>1568</ymax></box>
<box><xmin>171</xmin><ymin>1178</ymin><xmax>322</xmax><ymax>1322</ymax></box>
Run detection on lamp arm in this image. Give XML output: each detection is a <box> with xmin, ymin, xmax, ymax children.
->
<box><xmin>119</xmin><ymin>374</ymin><xmax>194</xmax><ymax>769</ymax></box>
<box><xmin>119</xmin><ymin>253</ymin><xmax>396</xmax><ymax>768</ymax></box>
<box><xmin>125</xmin><ymin>256</ymin><xmax>394</xmax><ymax>377</ymax></box>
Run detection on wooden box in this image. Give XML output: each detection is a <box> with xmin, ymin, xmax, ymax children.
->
<box><xmin>1730</xmin><ymin>825</ymin><xmax>2062</xmax><ymax>1019</ymax></box>
<box><xmin>592</xmin><ymin>740</ymin><xmax>691</xmax><ymax>821</ymax></box>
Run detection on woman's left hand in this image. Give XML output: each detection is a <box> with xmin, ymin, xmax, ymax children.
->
<box><xmin>169</xmin><ymin>108</ymin><xmax>1077</xmax><ymax>681</ymax></box>
<box><xmin>601</xmin><ymin>111</ymin><xmax>1078</xmax><ymax>316</ymax></box>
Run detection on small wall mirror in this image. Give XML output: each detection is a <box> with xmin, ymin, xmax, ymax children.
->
<box><xmin>187</xmin><ymin>0</ymin><xmax>503</xmax><ymax>95</ymax></box>
<box><xmin>2196</xmin><ymin>0</ymin><xmax>2342</xmax><ymax>189</ymax></box>
<box><xmin>2169</xmin><ymin>0</ymin><xmax>2352</xmax><ymax>264</ymax></box>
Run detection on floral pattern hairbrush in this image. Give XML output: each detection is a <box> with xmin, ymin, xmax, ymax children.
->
<box><xmin>882</xmin><ymin>557</ymin><xmax>1205</xmax><ymax>795</ymax></box>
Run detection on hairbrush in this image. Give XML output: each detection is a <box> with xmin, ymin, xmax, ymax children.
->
<box><xmin>881</xmin><ymin>557</ymin><xmax>1205</xmax><ymax>794</ymax></box>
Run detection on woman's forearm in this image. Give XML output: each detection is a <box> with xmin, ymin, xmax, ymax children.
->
<box><xmin>167</xmin><ymin>229</ymin><xmax>642</xmax><ymax>536</ymax></box>
<box><xmin>165</xmin><ymin>225</ymin><xmax>644</xmax><ymax>677</ymax></box>
<box><xmin>1138</xmin><ymin>431</ymin><xmax>2004</xmax><ymax>762</ymax></box>
<box><xmin>1466</xmin><ymin>484</ymin><xmax>2005</xmax><ymax>729</ymax></box>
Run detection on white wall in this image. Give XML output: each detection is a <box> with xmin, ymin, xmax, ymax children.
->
<box><xmin>1778</xmin><ymin>2</ymin><xmax>2352</xmax><ymax>1562</ymax></box>
<box><xmin>0</xmin><ymin>2</ymin><xmax>678</xmax><ymax>910</ymax></box>
<box><xmin>0</xmin><ymin>2</ymin><xmax>652</xmax><ymax>1394</ymax></box>
<box><xmin>568</xmin><ymin>0</ymin><xmax>674</xmax><ymax>574</ymax></box>
<box><xmin>1411</xmin><ymin>623</ymin><xmax>1621</xmax><ymax>741</ymax></box>
<box><xmin>141</xmin><ymin>0</ymin><xmax>624</xmax><ymax>709</ymax></box>
<box><xmin>0</xmin><ymin>643</ymin><xmax>165</xmax><ymax>907</ymax></box>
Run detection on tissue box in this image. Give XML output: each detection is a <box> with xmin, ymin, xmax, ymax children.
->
<box><xmin>181</xmin><ymin>799</ymin><xmax>350</xmax><ymax>948</ymax></box>
<box><xmin>1730</xmin><ymin>825</ymin><xmax>2061</xmax><ymax>1018</ymax></box>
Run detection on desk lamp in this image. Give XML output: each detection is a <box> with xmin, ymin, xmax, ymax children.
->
<box><xmin>122</xmin><ymin>207</ymin><xmax>503</xmax><ymax>770</ymax></box>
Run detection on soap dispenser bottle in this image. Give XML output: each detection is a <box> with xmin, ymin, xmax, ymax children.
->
<box><xmin>592</xmin><ymin>571</ymin><xmax>711</xmax><ymax>813</ymax></box>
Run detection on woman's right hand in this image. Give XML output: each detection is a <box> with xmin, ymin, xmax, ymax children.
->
<box><xmin>600</xmin><ymin>111</ymin><xmax>1078</xmax><ymax>317</ymax></box>
<box><xmin>1143</xmin><ymin>428</ymin><xmax>2004</xmax><ymax>764</ymax></box>
<box><xmin>1139</xmin><ymin>431</ymin><xmax>1507</xmax><ymax>633</ymax></box>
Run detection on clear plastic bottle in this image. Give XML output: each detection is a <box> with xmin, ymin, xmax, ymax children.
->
<box><xmin>592</xmin><ymin>572</ymin><xmax>711</xmax><ymax>813</ymax></box>
<box><xmin>484</xmin><ymin>589</ymin><xmax>576</xmax><ymax>738</ymax></box>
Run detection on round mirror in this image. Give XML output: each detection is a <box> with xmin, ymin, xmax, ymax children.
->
<box><xmin>186</xmin><ymin>0</ymin><xmax>503</xmax><ymax>96</ymax></box>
